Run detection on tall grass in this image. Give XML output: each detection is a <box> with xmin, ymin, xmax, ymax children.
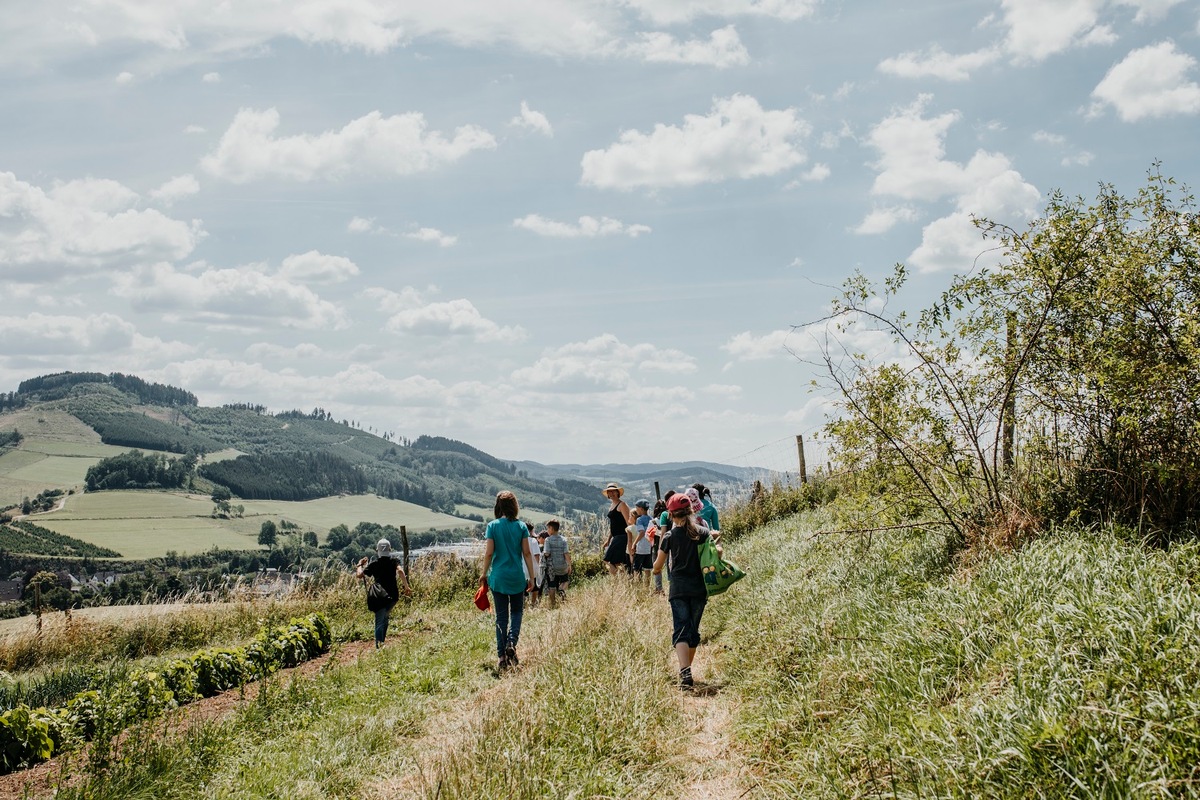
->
<box><xmin>709</xmin><ymin>511</ymin><xmax>1200</xmax><ymax>797</ymax></box>
<box><xmin>39</xmin><ymin>577</ymin><xmax>694</xmax><ymax>799</ymax></box>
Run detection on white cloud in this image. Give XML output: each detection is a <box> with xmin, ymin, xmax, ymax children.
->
<box><xmin>852</xmin><ymin>205</ymin><xmax>919</xmax><ymax>235</ymax></box>
<box><xmin>865</xmin><ymin>96</ymin><xmax>1040</xmax><ymax>273</ymax></box>
<box><xmin>278</xmin><ymin>250</ymin><xmax>360</xmax><ymax>283</ymax></box>
<box><xmin>202</xmin><ymin>71</ymin><xmax>221</xmax><ymax>82</ymax></box>
<box><xmin>784</xmin><ymin>162</ymin><xmax>831</xmax><ymax>188</ymax></box>
<box><xmin>623</xmin><ymin>0</ymin><xmax>819</xmax><ymax>25</ymax></box>
<box><xmin>509</xmin><ymin>101</ymin><xmax>553</xmax><ymax>136</ymax></box>
<box><xmin>368</xmin><ymin>287</ymin><xmax>524</xmax><ymax>343</ymax></box>
<box><xmin>513</xmin><ymin>214</ymin><xmax>651</xmax><ymax>238</ymax></box>
<box><xmin>405</xmin><ymin>227</ymin><xmax>458</xmax><ymax>247</ymax></box>
<box><xmin>998</xmin><ymin>0</ymin><xmax>1109</xmax><ymax>62</ymax></box>
<box><xmin>184</xmin><ymin>125</ymin><xmax>207</xmax><ymax>134</ymax></box>
<box><xmin>1032</xmin><ymin>130</ymin><xmax>1066</xmax><ymax>145</ymax></box>
<box><xmin>244</xmin><ymin>341</ymin><xmax>323</xmax><ymax>360</ymax></box>
<box><xmin>1116</xmin><ymin>0</ymin><xmax>1185</xmax><ymax>23</ymax></box>
<box><xmin>878</xmin><ymin>45</ymin><xmax>1000</xmax><ymax>81</ymax></box>
<box><xmin>347</xmin><ymin>216</ymin><xmax>380</xmax><ymax>234</ymax></box>
<box><xmin>115</xmin><ymin>71</ymin><xmax>133</xmax><ymax>84</ymax></box>
<box><xmin>721</xmin><ymin>329</ymin><xmax>800</xmax><ymax>361</ymax></box>
<box><xmin>580</xmin><ymin>94</ymin><xmax>809</xmax><ymax>190</ymax></box>
<box><xmin>149</xmin><ymin>173</ymin><xmax>200</xmax><ymax>205</ymax></box>
<box><xmin>1091</xmin><ymin>41</ymin><xmax>1200</xmax><ymax>121</ymax></box>
<box><xmin>1062</xmin><ymin>151</ymin><xmax>1095</xmax><ymax>166</ymax></box>
<box><xmin>0</xmin><ymin>312</ymin><xmax>136</xmax><ymax>355</ymax></box>
<box><xmin>623</xmin><ymin>25</ymin><xmax>749</xmax><ymax>68</ymax></box>
<box><xmin>112</xmin><ymin>261</ymin><xmax>346</xmax><ymax>329</ymax></box>
<box><xmin>200</xmin><ymin>107</ymin><xmax>497</xmax><ymax>183</ymax></box>
<box><xmin>512</xmin><ymin>334</ymin><xmax>696</xmax><ymax>392</ymax></box>
<box><xmin>0</xmin><ymin>172</ymin><xmax>202</xmax><ymax>278</ymax></box>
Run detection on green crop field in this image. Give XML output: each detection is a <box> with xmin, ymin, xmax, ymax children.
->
<box><xmin>26</xmin><ymin>490</ymin><xmax>476</xmax><ymax>558</ymax></box>
<box><xmin>21</xmin><ymin>440</ymin><xmax>133</xmax><ymax>458</ymax></box>
<box><xmin>38</xmin><ymin>517</ymin><xmax>255</xmax><ymax>559</ymax></box>
<box><xmin>3</xmin><ymin>454</ymin><xmax>99</xmax><ymax>486</ymax></box>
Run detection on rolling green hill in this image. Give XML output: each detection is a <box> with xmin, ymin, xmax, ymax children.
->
<box><xmin>0</xmin><ymin>372</ymin><xmax>600</xmax><ymax>521</ymax></box>
<box><xmin>0</xmin><ymin>372</ymin><xmax>610</xmax><ymax>560</ymax></box>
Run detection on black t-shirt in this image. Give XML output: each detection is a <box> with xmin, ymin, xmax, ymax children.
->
<box><xmin>661</xmin><ymin>526</ymin><xmax>709</xmax><ymax>599</ymax></box>
<box><xmin>364</xmin><ymin>556</ymin><xmax>400</xmax><ymax>601</ymax></box>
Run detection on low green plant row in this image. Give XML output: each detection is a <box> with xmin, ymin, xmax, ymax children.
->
<box><xmin>0</xmin><ymin>612</ymin><xmax>331</xmax><ymax>775</ymax></box>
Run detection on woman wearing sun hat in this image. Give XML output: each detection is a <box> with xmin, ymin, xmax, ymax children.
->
<box><xmin>600</xmin><ymin>482</ymin><xmax>633</xmax><ymax>577</ymax></box>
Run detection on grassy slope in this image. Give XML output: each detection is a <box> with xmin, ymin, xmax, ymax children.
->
<box><xmin>8</xmin><ymin>511</ymin><xmax>1200</xmax><ymax>798</ymax></box>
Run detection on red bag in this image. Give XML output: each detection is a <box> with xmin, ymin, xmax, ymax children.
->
<box><xmin>474</xmin><ymin>583</ymin><xmax>490</xmax><ymax>611</ymax></box>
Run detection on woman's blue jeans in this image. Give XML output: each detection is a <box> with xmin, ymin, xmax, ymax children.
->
<box><xmin>492</xmin><ymin>590</ymin><xmax>525</xmax><ymax>657</ymax></box>
<box><xmin>374</xmin><ymin>603</ymin><xmax>395</xmax><ymax>645</ymax></box>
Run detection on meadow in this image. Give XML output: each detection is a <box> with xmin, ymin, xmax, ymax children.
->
<box><xmin>27</xmin><ymin>490</ymin><xmax>473</xmax><ymax>558</ymax></box>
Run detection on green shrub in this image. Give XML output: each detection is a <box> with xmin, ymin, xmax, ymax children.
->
<box><xmin>0</xmin><ymin>706</ymin><xmax>54</xmax><ymax>773</ymax></box>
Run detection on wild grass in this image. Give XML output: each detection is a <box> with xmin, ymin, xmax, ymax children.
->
<box><xmin>11</xmin><ymin>506</ymin><xmax>1200</xmax><ymax>799</ymax></box>
<box><xmin>33</xmin><ymin>575</ymin><xmax>691</xmax><ymax>799</ymax></box>
<box><xmin>710</xmin><ymin>510</ymin><xmax>1200</xmax><ymax>797</ymax></box>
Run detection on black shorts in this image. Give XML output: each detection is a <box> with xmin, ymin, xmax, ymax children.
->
<box><xmin>631</xmin><ymin>553</ymin><xmax>654</xmax><ymax>572</ymax></box>
<box><xmin>546</xmin><ymin>572</ymin><xmax>569</xmax><ymax>589</ymax></box>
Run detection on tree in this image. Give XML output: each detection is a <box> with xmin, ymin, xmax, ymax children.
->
<box><xmin>326</xmin><ymin>524</ymin><xmax>352</xmax><ymax>550</ymax></box>
<box><xmin>820</xmin><ymin>165</ymin><xmax>1200</xmax><ymax>542</ymax></box>
<box><xmin>258</xmin><ymin>520</ymin><xmax>278</xmax><ymax>548</ymax></box>
<box><xmin>303</xmin><ymin>530</ymin><xmax>319</xmax><ymax>548</ymax></box>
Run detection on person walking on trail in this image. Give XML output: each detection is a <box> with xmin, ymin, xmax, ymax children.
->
<box><xmin>647</xmin><ymin>499</ymin><xmax>667</xmax><ymax>595</ymax></box>
<box><xmin>356</xmin><ymin>538</ymin><xmax>413</xmax><ymax>649</ymax></box>
<box><xmin>601</xmin><ymin>482</ymin><xmax>633</xmax><ymax>577</ymax></box>
<box><xmin>542</xmin><ymin>519</ymin><xmax>572</xmax><ymax>606</ymax></box>
<box><xmin>631</xmin><ymin>499</ymin><xmax>654</xmax><ymax>587</ymax></box>
<box><xmin>524</xmin><ymin>521</ymin><xmax>543</xmax><ymax>607</ymax></box>
<box><xmin>480</xmin><ymin>491</ymin><xmax>536</xmax><ymax>671</ymax></box>
<box><xmin>652</xmin><ymin>493</ymin><xmax>713</xmax><ymax>690</ymax></box>
<box><xmin>683</xmin><ymin>487</ymin><xmax>710</xmax><ymax>532</ymax></box>
<box><xmin>692</xmin><ymin>483</ymin><xmax>721</xmax><ymax>532</ymax></box>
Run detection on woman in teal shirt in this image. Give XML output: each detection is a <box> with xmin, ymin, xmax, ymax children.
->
<box><xmin>480</xmin><ymin>490</ymin><xmax>535</xmax><ymax>671</ymax></box>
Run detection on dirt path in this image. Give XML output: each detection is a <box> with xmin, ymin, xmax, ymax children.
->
<box><xmin>673</xmin><ymin>645</ymin><xmax>753</xmax><ymax>800</ymax></box>
<box><xmin>0</xmin><ymin>640</ymin><xmax>377</xmax><ymax>800</ymax></box>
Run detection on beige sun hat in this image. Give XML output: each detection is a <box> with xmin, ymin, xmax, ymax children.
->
<box><xmin>602</xmin><ymin>482</ymin><xmax>625</xmax><ymax>497</ymax></box>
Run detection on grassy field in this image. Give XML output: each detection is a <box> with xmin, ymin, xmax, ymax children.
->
<box><xmin>25</xmin><ymin>491</ymin><xmax>475</xmax><ymax>558</ymax></box>
<box><xmin>0</xmin><ymin>436</ymin><xmax>179</xmax><ymax>507</ymax></box>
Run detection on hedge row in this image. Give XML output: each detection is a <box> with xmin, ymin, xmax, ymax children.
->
<box><xmin>0</xmin><ymin>613</ymin><xmax>331</xmax><ymax>774</ymax></box>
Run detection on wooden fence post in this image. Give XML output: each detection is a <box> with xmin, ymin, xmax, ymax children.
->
<box><xmin>400</xmin><ymin>525</ymin><xmax>410</xmax><ymax>575</ymax></box>
<box><xmin>796</xmin><ymin>434</ymin><xmax>808</xmax><ymax>485</ymax></box>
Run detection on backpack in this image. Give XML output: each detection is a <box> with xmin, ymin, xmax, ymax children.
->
<box><xmin>545</xmin><ymin>535</ymin><xmax>569</xmax><ymax>576</ymax></box>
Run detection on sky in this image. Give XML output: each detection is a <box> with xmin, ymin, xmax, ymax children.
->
<box><xmin>0</xmin><ymin>1</ymin><xmax>1198</xmax><ymax>469</ymax></box>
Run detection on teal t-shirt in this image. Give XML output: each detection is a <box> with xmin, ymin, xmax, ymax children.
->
<box><xmin>486</xmin><ymin>517</ymin><xmax>528</xmax><ymax>595</ymax></box>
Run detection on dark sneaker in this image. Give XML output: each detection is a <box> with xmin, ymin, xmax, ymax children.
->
<box><xmin>680</xmin><ymin>675</ymin><xmax>694</xmax><ymax>691</ymax></box>
<box><xmin>497</xmin><ymin>656</ymin><xmax>508</xmax><ymax>672</ymax></box>
<box><xmin>505</xmin><ymin>645</ymin><xmax>519</xmax><ymax>666</ymax></box>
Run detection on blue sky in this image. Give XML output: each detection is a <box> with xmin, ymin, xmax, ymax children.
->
<box><xmin>0</xmin><ymin>0</ymin><xmax>1197</xmax><ymax>466</ymax></box>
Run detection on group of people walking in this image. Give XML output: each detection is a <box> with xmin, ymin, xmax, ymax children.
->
<box><xmin>358</xmin><ymin>480</ymin><xmax>724</xmax><ymax>690</ymax></box>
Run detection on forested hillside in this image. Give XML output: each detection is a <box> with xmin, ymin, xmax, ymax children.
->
<box><xmin>0</xmin><ymin>373</ymin><xmax>601</xmax><ymax>517</ymax></box>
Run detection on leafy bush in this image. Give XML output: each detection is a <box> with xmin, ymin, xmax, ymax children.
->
<box><xmin>0</xmin><ymin>613</ymin><xmax>331</xmax><ymax>775</ymax></box>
